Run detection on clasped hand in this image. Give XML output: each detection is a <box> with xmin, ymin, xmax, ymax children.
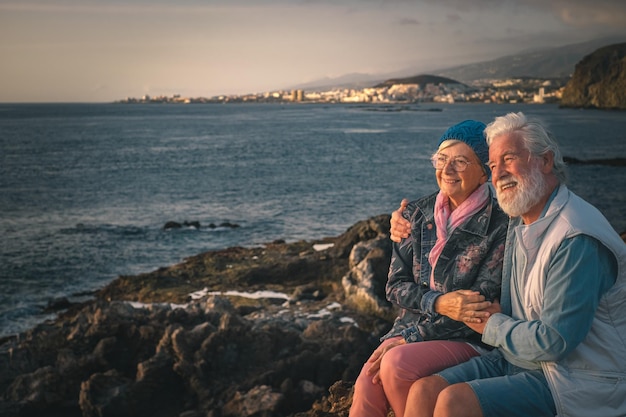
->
<box><xmin>435</xmin><ymin>289</ymin><xmax>494</xmax><ymax>324</ymax></box>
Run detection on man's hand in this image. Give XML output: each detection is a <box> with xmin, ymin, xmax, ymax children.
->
<box><xmin>464</xmin><ymin>299</ymin><xmax>502</xmax><ymax>334</ymax></box>
<box><xmin>435</xmin><ymin>289</ymin><xmax>492</xmax><ymax>322</ymax></box>
<box><xmin>365</xmin><ymin>338</ymin><xmax>406</xmax><ymax>384</ymax></box>
<box><xmin>390</xmin><ymin>199</ymin><xmax>411</xmax><ymax>242</ymax></box>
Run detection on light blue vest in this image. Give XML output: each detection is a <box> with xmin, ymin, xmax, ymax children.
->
<box><xmin>505</xmin><ymin>185</ymin><xmax>626</xmax><ymax>417</ymax></box>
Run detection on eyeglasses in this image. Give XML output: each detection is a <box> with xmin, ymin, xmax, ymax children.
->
<box><xmin>431</xmin><ymin>154</ymin><xmax>474</xmax><ymax>172</ymax></box>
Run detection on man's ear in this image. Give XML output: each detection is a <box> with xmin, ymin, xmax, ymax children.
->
<box><xmin>541</xmin><ymin>151</ymin><xmax>554</xmax><ymax>174</ymax></box>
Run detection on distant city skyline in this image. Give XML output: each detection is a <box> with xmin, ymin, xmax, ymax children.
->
<box><xmin>1</xmin><ymin>0</ymin><xmax>626</xmax><ymax>103</ymax></box>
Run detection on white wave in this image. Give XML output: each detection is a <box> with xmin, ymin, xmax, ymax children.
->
<box><xmin>313</xmin><ymin>243</ymin><xmax>334</xmax><ymax>251</ymax></box>
<box><xmin>189</xmin><ymin>287</ymin><xmax>289</xmax><ymax>301</ymax></box>
<box><xmin>343</xmin><ymin>128</ymin><xmax>388</xmax><ymax>134</ymax></box>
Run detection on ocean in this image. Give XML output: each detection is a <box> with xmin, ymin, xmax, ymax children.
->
<box><xmin>1</xmin><ymin>102</ymin><xmax>625</xmax><ymax>338</ymax></box>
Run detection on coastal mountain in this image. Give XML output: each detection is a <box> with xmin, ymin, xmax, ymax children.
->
<box><xmin>432</xmin><ymin>37</ymin><xmax>623</xmax><ymax>83</ymax></box>
<box><xmin>288</xmin><ymin>36</ymin><xmax>624</xmax><ymax>91</ymax></box>
<box><xmin>560</xmin><ymin>43</ymin><xmax>626</xmax><ymax>110</ymax></box>
<box><xmin>290</xmin><ymin>72</ymin><xmax>388</xmax><ymax>92</ymax></box>
<box><xmin>373</xmin><ymin>74</ymin><xmax>465</xmax><ymax>88</ymax></box>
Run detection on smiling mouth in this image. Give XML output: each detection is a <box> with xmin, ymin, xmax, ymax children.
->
<box><xmin>499</xmin><ymin>181</ymin><xmax>516</xmax><ymax>191</ymax></box>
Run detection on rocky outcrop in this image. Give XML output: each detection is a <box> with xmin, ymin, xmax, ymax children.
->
<box><xmin>374</xmin><ymin>74</ymin><xmax>464</xmax><ymax>89</ymax></box>
<box><xmin>163</xmin><ymin>221</ymin><xmax>240</xmax><ymax>230</ymax></box>
<box><xmin>0</xmin><ymin>215</ymin><xmax>394</xmax><ymax>417</ymax></box>
<box><xmin>563</xmin><ymin>156</ymin><xmax>626</xmax><ymax>167</ymax></box>
<box><xmin>560</xmin><ymin>43</ymin><xmax>626</xmax><ymax>110</ymax></box>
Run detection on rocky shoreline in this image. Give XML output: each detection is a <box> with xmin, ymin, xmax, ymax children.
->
<box><xmin>1</xmin><ymin>215</ymin><xmax>624</xmax><ymax>417</ymax></box>
<box><xmin>0</xmin><ymin>215</ymin><xmax>396</xmax><ymax>417</ymax></box>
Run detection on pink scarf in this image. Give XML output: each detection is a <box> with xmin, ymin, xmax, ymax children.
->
<box><xmin>429</xmin><ymin>183</ymin><xmax>490</xmax><ymax>290</ymax></box>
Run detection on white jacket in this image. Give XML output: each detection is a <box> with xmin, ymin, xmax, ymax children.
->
<box><xmin>517</xmin><ymin>186</ymin><xmax>626</xmax><ymax>417</ymax></box>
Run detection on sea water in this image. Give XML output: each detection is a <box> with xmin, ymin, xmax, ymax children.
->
<box><xmin>1</xmin><ymin>102</ymin><xmax>625</xmax><ymax>338</ymax></box>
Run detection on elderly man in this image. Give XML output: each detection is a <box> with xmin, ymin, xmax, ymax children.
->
<box><xmin>390</xmin><ymin>112</ymin><xmax>626</xmax><ymax>417</ymax></box>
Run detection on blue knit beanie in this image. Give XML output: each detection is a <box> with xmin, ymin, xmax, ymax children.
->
<box><xmin>438</xmin><ymin>120</ymin><xmax>488</xmax><ymax>165</ymax></box>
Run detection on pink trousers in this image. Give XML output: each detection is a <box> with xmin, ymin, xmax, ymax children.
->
<box><xmin>349</xmin><ymin>336</ymin><xmax>480</xmax><ymax>417</ymax></box>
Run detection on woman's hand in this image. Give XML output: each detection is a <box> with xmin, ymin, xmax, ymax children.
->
<box><xmin>365</xmin><ymin>338</ymin><xmax>406</xmax><ymax>384</ymax></box>
<box><xmin>390</xmin><ymin>199</ymin><xmax>411</xmax><ymax>242</ymax></box>
<box><xmin>435</xmin><ymin>289</ymin><xmax>493</xmax><ymax>322</ymax></box>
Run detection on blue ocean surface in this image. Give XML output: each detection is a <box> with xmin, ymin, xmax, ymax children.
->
<box><xmin>1</xmin><ymin>102</ymin><xmax>625</xmax><ymax>338</ymax></box>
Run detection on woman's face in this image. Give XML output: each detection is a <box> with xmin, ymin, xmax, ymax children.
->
<box><xmin>435</xmin><ymin>142</ymin><xmax>488</xmax><ymax>209</ymax></box>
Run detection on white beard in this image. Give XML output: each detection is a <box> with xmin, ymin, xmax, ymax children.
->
<box><xmin>496</xmin><ymin>163</ymin><xmax>548</xmax><ymax>217</ymax></box>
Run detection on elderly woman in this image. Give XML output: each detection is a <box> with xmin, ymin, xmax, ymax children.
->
<box><xmin>349</xmin><ymin>120</ymin><xmax>508</xmax><ymax>417</ymax></box>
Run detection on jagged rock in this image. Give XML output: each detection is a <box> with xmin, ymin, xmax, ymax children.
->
<box><xmin>563</xmin><ymin>156</ymin><xmax>626</xmax><ymax>167</ymax></box>
<box><xmin>222</xmin><ymin>385</ymin><xmax>285</xmax><ymax>417</ymax></box>
<box><xmin>44</xmin><ymin>297</ymin><xmax>73</xmax><ymax>313</ymax></box>
<box><xmin>79</xmin><ymin>370</ymin><xmax>133</xmax><ymax>417</ymax></box>
<box><xmin>164</xmin><ymin>220</ymin><xmax>240</xmax><ymax>230</ymax></box>
<box><xmin>560</xmin><ymin>43</ymin><xmax>626</xmax><ymax>110</ymax></box>
<box><xmin>163</xmin><ymin>221</ymin><xmax>183</xmax><ymax>230</ymax></box>
<box><xmin>329</xmin><ymin>215</ymin><xmax>390</xmax><ymax>259</ymax></box>
<box><xmin>184</xmin><ymin>221</ymin><xmax>201</xmax><ymax>229</ymax></box>
<box><xmin>208</xmin><ymin>222</ymin><xmax>241</xmax><ymax>229</ymax></box>
<box><xmin>341</xmin><ymin>237</ymin><xmax>395</xmax><ymax>320</ymax></box>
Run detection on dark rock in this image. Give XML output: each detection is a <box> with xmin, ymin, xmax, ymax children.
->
<box><xmin>79</xmin><ymin>370</ymin><xmax>133</xmax><ymax>417</ymax></box>
<box><xmin>164</xmin><ymin>220</ymin><xmax>206</xmax><ymax>230</ymax></box>
<box><xmin>44</xmin><ymin>297</ymin><xmax>73</xmax><ymax>312</ymax></box>
<box><xmin>560</xmin><ymin>42</ymin><xmax>626</xmax><ymax>110</ymax></box>
<box><xmin>329</xmin><ymin>214</ymin><xmax>390</xmax><ymax>259</ymax></box>
<box><xmin>222</xmin><ymin>385</ymin><xmax>285</xmax><ymax>417</ymax></box>
<box><xmin>219</xmin><ymin>222</ymin><xmax>240</xmax><ymax>229</ymax></box>
<box><xmin>208</xmin><ymin>222</ymin><xmax>241</xmax><ymax>229</ymax></box>
<box><xmin>183</xmin><ymin>221</ymin><xmax>201</xmax><ymax>229</ymax></box>
<box><xmin>564</xmin><ymin>156</ymin><xmax>626</xmax><ymax>167</ymax></box>
<box><xmin>163</xmin><ymin>221</ymin><xmax>182</xmax><ymax>230</ymax></box>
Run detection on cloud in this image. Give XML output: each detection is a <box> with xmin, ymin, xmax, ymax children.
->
<box><xmin>551</xmin><ymin>0</ymin><xmax>626</xmax><ymax>28</ymax></box>
<box><xmin>445</xmin><ymin>13</ymin><xmax>462</xmax><ymax>23</ymax></box>
<box><xmin>398</xmin><ymin>17</ymin><xmax>420</xmax><ymax>26</ymax></box>
<box><xmin>378</xmin><ymin>0</ymin><xmax>626</xmax><ymax>28</ymax></box>
<box><xmin>0</xmin><ymin>1</ymin><xmax>227</xmax><ymax>14</ymax></box>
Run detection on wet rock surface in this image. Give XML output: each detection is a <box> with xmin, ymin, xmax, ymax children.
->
<box><xmin>0</xmin><ymin>215</ymin><xmax>394</xmax><ymax>417</ymax></box>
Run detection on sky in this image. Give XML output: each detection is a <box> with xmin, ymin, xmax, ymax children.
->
<box><xmin>1</xmin><ymin>0</ymin><xmax>626</xmax><ymax>103</ymax></box>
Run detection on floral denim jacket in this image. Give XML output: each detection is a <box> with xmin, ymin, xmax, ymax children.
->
<box><xmin>381</xmin><ymin>189</ymin><xmax>508</xmax><ymax>346</ymax></box>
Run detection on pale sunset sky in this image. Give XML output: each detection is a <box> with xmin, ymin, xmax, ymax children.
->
<box><xmin>1</xmin><ymin>0</ymin><xmax>625</xmax><ymax>103</ymax></box>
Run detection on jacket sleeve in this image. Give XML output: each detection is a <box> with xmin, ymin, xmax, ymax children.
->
<box><xmin>465</xmin><ymin>219</ymin><xmax>507</xmax><ymax>304</ymax></box>
<box><xmin>483</xmin><ymin>235</ymin><xmax>616</xmax><ymax>361</ymax></box>
<box><xmin>386</xmin><ymin>203</ymin><xmax>431</xmax><ymax>313</ymax></box>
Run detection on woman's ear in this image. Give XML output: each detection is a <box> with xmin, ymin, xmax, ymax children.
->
<box><xmin>480</xmin><ymin>168</ymin><xmax>488</xmax><ymax>184</ymax></box>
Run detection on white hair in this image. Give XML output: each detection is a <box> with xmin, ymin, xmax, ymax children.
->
<box><xmin>484</xmin><ymin>112</ymin><xmax>568</xmax><ymax>183</ymax></box>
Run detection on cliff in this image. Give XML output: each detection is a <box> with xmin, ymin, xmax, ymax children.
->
<box><xmin>560</xmin><ymin>43</ymin><xmax>626</xmax><ymax>110</ymax></box>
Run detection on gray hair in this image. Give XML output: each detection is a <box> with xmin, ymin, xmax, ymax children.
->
<box><xmin>484</xmin><ymin>112</ymin><xmax>567</xmax><ymax>183</ymax></box>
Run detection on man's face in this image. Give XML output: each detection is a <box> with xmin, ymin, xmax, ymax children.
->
<box><xmin>488</xmin><ymin>133</ymin><xmax>547</xmax><ymax>217</ymax></box>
